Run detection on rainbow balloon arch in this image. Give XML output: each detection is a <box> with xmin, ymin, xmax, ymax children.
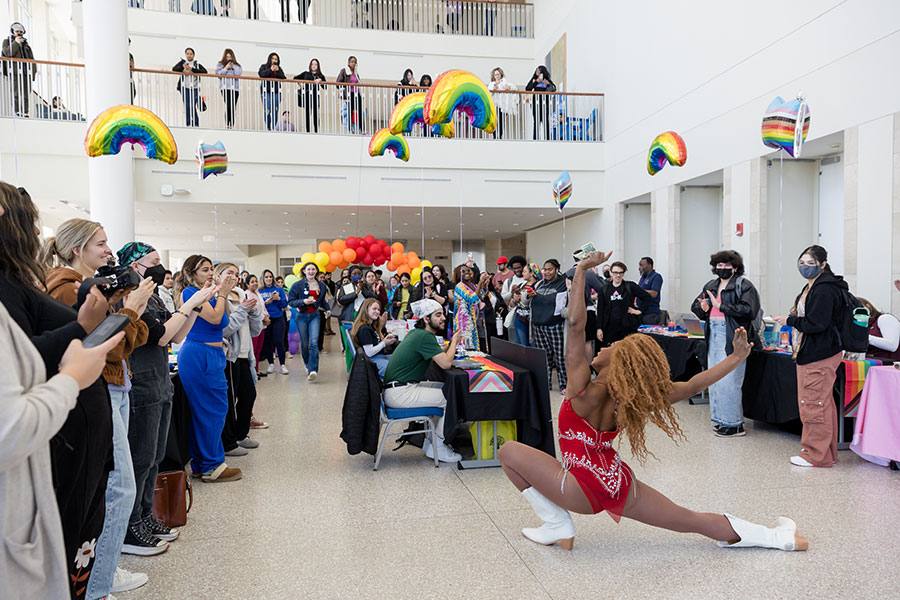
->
<box><xmin>286</xmin><ymin>236</ymin><xmax>432</xmax><ymax>287</ymax></box>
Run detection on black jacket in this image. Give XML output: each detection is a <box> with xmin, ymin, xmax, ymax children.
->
<box><xmin>786</xmin><ymin>271</ymin><xmax>846</xmax><ymax>365</ymax></box>
<box><xmin>691</xmin><ymin>276</ymin><xmax>762</xmax><ymax>355</ymax></box>
<box><xmin>597</xmin><ymin>280</ymin><xmax>653</xmax><ymax>334</ymax></box>
<box><xmin>258</xmin><ymin>63</ymin><xmax>286</xmax><ymax>93</ymax></box>
<box><xmin>294</xmin><ymin>70</ymin><xmax>326</xmax><ymax>105</ymax></box>
<box><xmin>340</xmin><ymin>352</ymin><xmax>382</xmax><ymax>456</ymax></box>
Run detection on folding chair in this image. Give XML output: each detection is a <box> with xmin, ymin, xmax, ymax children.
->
<box><xmin>373</xmin><ymin>395</ymin><xmax>442</xmax><ymax>470</ymax></box>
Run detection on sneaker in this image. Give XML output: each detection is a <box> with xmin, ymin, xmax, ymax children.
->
<box><xmin>225</xmin><ymin>445</ymin><xmax>249</xmax><ymax>456</ymax></box>
<box><xmin>257</xmin><ymin>371</ymin><xmax>267</xmax><ymax>378</ymax></box>
<box><xmin>308</xmin><ymin>371</ymin><xmax>317</xmax><ymax>382</ymax></box>
<box><xmin>267</xmin><ymin>363</ymin><xmax>275</xmax><ymax>374</ymax></box>
<box><xmin>111</xmin><ymin>567</ymin><xmax>148</xmax><ymax>593</ymax></box>
<box><xmin>712</xmin><ymin>423</ymin><xmax>722</xmax><ymax>433</ymax></box>
<box><xmin>143</xmin><ymin>513</ymin><xmax>179</xmax><ymax>542</ymax></box>
<box><xmin>424</xmin><ymin>439</ymin><xmax>462</xmax><ymax>463</ymax></box>
<box><xmin>790</xmin><ymin>455</ymin><xmax>816</xmax><ymax>467</ymax></box>
<box><xmin>238</xmin><ymin>436</ymin><xmax>259</xmax><ymax>449</ymax></box>
<box><xmin>121</xmin><ymin>521</ymin><xmax>169</xmax><ymax>556</ymax></box>
<box><xmin>280</xmin><ymin>365</ymin><xmax>289</xmax><ymax>375</ymax></box>
<box><xmin>249</xmin><ymin>417</ymin><xmax>269</xmax><ymax>429</ymax></box>
<box><xmin>715</xmin><ymin>425</ymin><xmax>746</xmax><ymax>438</ymax></box>
<box><xmin>201</xmin><ymin>463</ymin><xmax>242</xmax><ymax>482</ymax></box>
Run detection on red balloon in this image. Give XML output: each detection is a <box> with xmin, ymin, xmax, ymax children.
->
<box><xmin>369</xmin><ymin>244</ymin><xmax>382</xmax><ymax>258</ymax></box>
<box><xmin>377</xmin><ymin>239</ymin><xmax>387</xmax><ymax>247</ymax></box>
<box><xmin>364</xmin><ymin>235</ymin><xmax>376</xmax><ymax>246</ymax></box>
<box><xmin>356</xmin><ymin>247</ymin><xmax>369</xmax><ymax>261</ymax></box>
<box><xmin>361</xmin><ymin>254</ymin><xmax>374</xmax><ymax>266</ymax></box>
<box><xmin>346</xmin><ymin>237</ymin><xmax>360</xmax><ymax>250</ymax></box>
<box><xmin>374</xmin><ymin>256</ymin><xmax>386</xmax><ymax>266</ymax></box>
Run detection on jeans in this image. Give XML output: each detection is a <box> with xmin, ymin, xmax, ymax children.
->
<box><xmin>514</xmin><ymin>317</ymin><xmax>531</xmax><ymax>347</ymax></box>
<box><xmin>182</xmin><ymin>87</ymin><xmax>200</xmax><ymax>126</ymax></box>
<box><xmin>127</xmin><ymin>371</ymin><xmax>173</xmax><ymax>525</ymax></box>
<box><xmin>707</xmin><ymin>319</ymin><xmax>747</xmax><ymax>427</ymax></box>
<box><xmin>86</xmin><ymin>388</ymin><xmax>136</xmax><ymax>599</ymax></box>
<box><xmin>262</xmin><ymin>91</ymin><xmax>281</xmax><ymax>130</ymax></box>
<box><xmin>295</xmin><ymin>310</ymin><xmax>321</xmax><ymax>373</ymax></box>
<box><xmin>371</xmin><ymin>353</ymin><xmax>390</xmax><ymax>379</ymax></box>
<box><xmin>262</xmin><ymin>315</ymin><xmax>286</xmax><ymax>366</ymax></box>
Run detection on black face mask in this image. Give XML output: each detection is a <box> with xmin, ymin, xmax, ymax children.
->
<box><xmin>143</xmin><ymin>264</ymin><xmax>167</xmax><ymax>287</ymax></box>
<box><xmin>716</xmin><ymin>267</ymin><xmax>733</xmax><ymax>280</ymax></box>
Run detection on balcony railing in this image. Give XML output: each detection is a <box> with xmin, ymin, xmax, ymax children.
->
<box><xmin>1</xmin><ymin>58</ymin><xmax>603</xmax><ymax>142</ymax></box>
<box><xmin>130</xmin><ymin>0</ymin><xmax>534</xmax><ymax>38</ymax></box>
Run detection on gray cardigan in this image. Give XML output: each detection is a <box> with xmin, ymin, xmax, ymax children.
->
<box><xmin>223</xmin><ymin>292</ymin><xmax>264</xmax><ymax>364</ymax></box>
<box><xmin>0</xmin><ymin>302</ymin><xmax>77</xmax><ymax>599</ymax></box>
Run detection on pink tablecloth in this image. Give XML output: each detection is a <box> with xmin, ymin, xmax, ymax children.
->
<box><xmin>850</xmin><ymin>366</ymin><xmax>900</xmax><ymax>466</ymax></box>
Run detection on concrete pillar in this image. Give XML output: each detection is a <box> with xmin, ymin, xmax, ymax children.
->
<box><xmin>157</xmin><ymin>249</ymin><xmax>170</xmax><ymax>270</ymax></box>
<box><xmin>83</xmin><ymin>0</ymin><xmax>134</xmax><ymax>254</ymax></box>
<box><xmin>651</xmin><ymin>185</ymin><xmax>678</xmax><ymax>314</ymax></box>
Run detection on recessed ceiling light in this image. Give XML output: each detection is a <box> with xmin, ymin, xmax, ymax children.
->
<box><xmin>403</xmin><ymin>222</ymin><xmax>408</xmax><ymax>226</ymax></box>
<box><xmin>416</xmin><ymin>212</ymin><xmax>421</xmax><ymax>216</ymax></box>
<box><xmin>283</xmin><ymin>211</ymin><xmax>288</xmax><ymax>215</ymax></box>
<box><xmin>346</xmin><ymin>222</ymin><xmax>351</xmax><ymax>225</ymax></box>
<box><xmin>446</xmin><ymin>230</ymin><xmax>450</xmax><ymax>233</ymax></box>
<box><xmin>495</xmin><ymin>230</ymin><xmax>499</xmax><ymax>233</ymax></box>
<box><xmin>394</xmin><ymin>229</ymin><xmax>399</xmax><ymax>233</ymax></box>
<box><xmin>479</xmin><ymin>213</ymin><xmax>484</xmax><ymax>217</ymax></box>
<box><xmin>539</xmin><ymin>214</ymin><xmax>544</xmax><ymax>217</ymax></box>
<box><xmin>350</xmin><ymin>212</ymin><xmax>356</xmax><ymax>216</ymax></box>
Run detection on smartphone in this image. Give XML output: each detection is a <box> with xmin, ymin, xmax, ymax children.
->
<box><xmin>82</xmin><ymin>313</ymin><xmax>131</xmax><ymax>349</ymax></box>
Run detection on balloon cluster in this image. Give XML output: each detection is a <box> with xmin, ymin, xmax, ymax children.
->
<box><xmin>291</xmin><ymin>237</ymin><xmax>433</xmax><ymax>283</ymax></box>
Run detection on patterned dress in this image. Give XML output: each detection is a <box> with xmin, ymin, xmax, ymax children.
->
<box><xmin>454</xmin><ymin>282</ymin><xmax>484</xmax><ymax>352</ymax></box>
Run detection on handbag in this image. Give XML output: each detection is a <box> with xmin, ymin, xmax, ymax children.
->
<box><xmin>469</xmin><ymin>420</ymin><xmax>517</xmax><ymax>460</ymax></box>
<box><xmin>152</xmin><ymin>470</ymin><xmax>193</xmax><ymax>527</ymax></box>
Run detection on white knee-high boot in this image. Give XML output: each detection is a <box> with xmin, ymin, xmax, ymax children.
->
<box><xmin>717</xmin><ymin>514</ymin><xmax>808</xmax><ymax>551</ymax></box>
<box><xmin>520</xmin><ymin>487</ymin><xmax>575</xmax><ymax>550</ymax></box>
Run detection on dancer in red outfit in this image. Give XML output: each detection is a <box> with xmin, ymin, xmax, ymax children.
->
<box><xmin>498</xmin><ymin>251</ymin><xmax>808</xmax><ymax>552</ymax></box>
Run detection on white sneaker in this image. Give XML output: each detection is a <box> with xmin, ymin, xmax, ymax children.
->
<box><xmin>307</xmin><ymin>371</ymin><xmax>317</xmax><ymax>382</ymax></box>
<box><xmin>267</xmin><ymin>363</ymin><xmax>275</xmax><ymax>374</ymax></box>
<box><xmin>424</xmin><ymin>439</ymin><xmax>461</xmax><ymax>462</ymax></box>
<box><xmin>111</xmin><ymin>567</ymin><xmax>148</xmax><ymax>593</ymax></box>
<box><xmin>790</xmin><ymin>455</ymin><xmax>815</xmax><ymax>467</ymax></box>
<box><xmin>280</xmin><ymin>365</ymin><xmax>289</xmax><ymax>375</ymax></box>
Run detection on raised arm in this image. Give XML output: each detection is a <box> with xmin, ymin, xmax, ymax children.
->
<box><xmin>566</xmin><ymin>251</ymin><xmax>612</xmax><ymax>393</ymax></box>
<box><xmin>668</xmin><ymin>327</ymin><xmax>752</xmax><ymax>404</ymax></box>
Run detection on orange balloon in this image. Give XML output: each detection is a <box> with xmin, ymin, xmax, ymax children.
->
<box><xmin>338</xmin><ymin>259</ymin><xmax>350</xmax><ymax>269</ymax></box>
<box><xmin>343</xmin><ymin>248</ymin><xmax>357</xmax><ymax>263</ymax></box>
<box><xmin>397</xmin><ymin>265</ymin><xmax>411</xmax><ymax>275</ymax></box>
<box><xmin>385</xmin><ymin>260</ymin><xmax>396</xmax><ymax>271</ymax></box>
<box><xmin>333</xmin><ymin>239</ymin><xmax>347</xmax><ymax>252</ymax></box>
<box><xmin>325</xmin><ymin>263</ymin><xmax>336</xmax><ymax>273</ymax></box>
<box><xmin>391</xmin><ymin>242</ymin><xmax>405</xmax><ymax>255</ymax></box>
<box><xmin>391</xmin><ymin>252</ymin><xmax>404</xmax><ymax>265</ymax></box>
<box><xmin>329</xmin><ymin>251</ymin><xmax>342</xmax><ymax>265</ymax></box>
<box><xmin>318</xmin><ymin>241</ymin><xmax>333</xmax><ymax>254</ymax></box>
<box><xmin>407</xmin><ymin>251</ymin><xmax>419</xmax><ymax>262</ymax></box>
<box><xmin>408</xmin><ymin>256</ymin><xmax>421</xmax><ymax>269</ymax></box>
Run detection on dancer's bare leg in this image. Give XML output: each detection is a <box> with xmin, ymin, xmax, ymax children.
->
<box><xmin>621</xmin><ymin>479</ymin><xmax>738</xmax><ymax>542</ymax></box>
<box><xmin>498</xmin><ymin>441</ymin><xmax>594</xmax><ymax>515</ymax></box>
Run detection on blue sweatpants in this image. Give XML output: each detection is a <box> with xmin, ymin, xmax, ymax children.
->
<box><xmin>178</xmin><ymin>340</ymin><xmax>228</xmax><ymax>474</ymax></box>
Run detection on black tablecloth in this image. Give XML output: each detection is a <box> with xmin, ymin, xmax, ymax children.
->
<box><xmin>159</xmin><ymin>373</ymin><xmax>192</xmax><ymax>472</ymax></box>
<box><xmin>436</xmin><ymin>357</ymin><xmax>555</xmax><ymax>456</ymax></box>
<box><xmin>641</xmin><ymin>332</ymin><xmax>707</xmax><ymax>381</ymax></box>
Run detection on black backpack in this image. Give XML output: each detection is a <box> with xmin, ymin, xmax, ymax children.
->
<box><xmin>836</xmin><ymin>289</ymin><xmax>869</xmax><ymax>353</ymax></box>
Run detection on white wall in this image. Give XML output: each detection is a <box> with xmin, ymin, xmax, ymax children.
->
<box><xmin>679</xmin><ymin>186</ymin><xmax>722</xmax><ymax>312</ymax></box>
<box><xmin>765</xmin><ymin>160</ymin><xmax>817</xmax><ymax>314</ymax></box>
<box><xmin>856</xmin><ymin>115</ymin><xmax>894</xmax><ymax>310</ymax></box>
<box><xmin>526</xmin><ymin>209</ymin><xmax>607</xmax><ymax>268</ymax></box>
<box><xmin>817</xmin><ymin>155</ymin><xmax>844</xmax><ymax>274</ymax></box>
<box><xmin>622</xmin><ymin>201</ymin><xmax>650</xmax><ymax>272</ymax></box>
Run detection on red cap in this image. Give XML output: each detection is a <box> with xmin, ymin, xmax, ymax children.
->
<box><xmin>496</xmin><ymin>256</ymin><xmax>508</xmax><ymax>265</ymax></box>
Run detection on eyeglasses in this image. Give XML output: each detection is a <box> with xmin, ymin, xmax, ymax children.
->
<box><xmin>610</xmin><ymin>271</ymin><xmax>625</xmax><ymax>275</ymax></box>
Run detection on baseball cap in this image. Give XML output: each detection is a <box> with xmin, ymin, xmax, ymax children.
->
<box><xmin>496</xmin><ymin>256</ymin><xmax>508</xmax><ymax>265</ymax></box>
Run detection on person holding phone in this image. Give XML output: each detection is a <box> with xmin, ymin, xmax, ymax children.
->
<box><xmin>172</xmin><ymin>47</ymin><xmax>207</xmax><ymax>127</ymax></box>
<box><xmin>336</xmin><ymin>56</ymin><xmax>363</xmax><ymax>133</ymax></box>
<box><xmin>215</xmin><ymin>48</ymin><xmax>242</xmax><ymax>129</ymax></box>
<box><xmin>294</xmin><ymin>58</ymin><xmax>327</xmax><ymax>133</ymax></box>
<box><xmin>350</xmin><ymin>298</ymin><xmax>398</xmax><ymax>378</ymax></box>
<box><xmin>258</xmin><ymin>52</ymin><xmax>285</xmax><ymax>131</ymax></box>
<box><xmin>2</xmin><ymin>22</ymin><xmax>35</xmax><ymax>117</ymax></box>
<box><xmin>525</xmin><ymin>66</ymin><xmax>556</xmax><ymax>140</ymax></box>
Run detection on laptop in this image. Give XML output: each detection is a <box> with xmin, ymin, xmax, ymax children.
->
<box><xmin>682</xmin><ymin>316</ymin><xmax>705</xmax><ymax>337</ymax></box>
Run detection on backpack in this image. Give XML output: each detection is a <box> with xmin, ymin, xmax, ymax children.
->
<box><xmin>734</xmin><ymin>276</ymin><xmax>764</xmax><ymax>335</ymax></box>
<box><xmin>836</xmin><ymin>289</ymin><xmax>870</xmax><ymax>352</ymax></box>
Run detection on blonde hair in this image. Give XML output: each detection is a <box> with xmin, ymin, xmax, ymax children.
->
<box><xmin>40</xmin><ymin>218</ymin><xmax>103</xmax><ymax>268</ymax></box>
<box><xmin>608</xmin><ymin>334</ymin><xmax>684</xmax><ymax>465</ymax></box>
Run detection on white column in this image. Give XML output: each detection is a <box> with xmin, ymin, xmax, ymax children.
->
<box><xmin>157</xmin><ymin>249</ymin><xmax>170</xmax><ymax>270</ymax></box>
<box><xmin>83</xmin><ymin>0</ymin><xmax>134</xmax><ymax>255</ymax></box>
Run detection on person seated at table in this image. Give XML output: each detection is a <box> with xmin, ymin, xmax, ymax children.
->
<box><xmin>690</xmin><ymin>250</ymin><xmax>761</xmax><ymax>438</ymax></box>
<box><xmin>856</xmin><ymin>297</ymin><xmax>900</xmax><ymax>360</ymax></box>
<box><xmin>773</xmin><ymin>245</ymin><xmax>846</xmax><ymax>468</ymax></box>
<box><xmin>596</xmin><ymin>261</ymin><xmax>653</xmax><ymax>346</ymax></box>
<box><xmin>350</xmin><ymin>298</ymin><xmax>398</xmax><ymax>378</ymax></box>
<box><xmin>498</xmin><ymin>250</ymin><xmax>809</xmax><ymax>554</ymax></box>
<box><xmin>383</xmin><ymin>299</ymin><xmax>462</xmax><ymax>463</ymax></box>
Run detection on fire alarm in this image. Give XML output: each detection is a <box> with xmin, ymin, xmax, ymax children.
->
<box><xmin>735</xmin><ymin>223</ymin><xmax>744</xmax><ymax>237</ymax></box>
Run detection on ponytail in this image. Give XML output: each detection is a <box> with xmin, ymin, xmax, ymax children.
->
<box><xmin>40</xmin><ymin>218</ymin><xmax>103</xmax><ymax>269</ymax></box>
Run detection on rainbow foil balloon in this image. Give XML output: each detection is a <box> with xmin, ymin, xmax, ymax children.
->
<box><xmin>761</xmin><ymin>95</ymin><xmax>810</xmax><ymax>158</ymax></box>
<box><xmin>552</xmin><ymin>171</ymin><xmax>572</xmax><ymax>212</ymax></box>
<box><xmin>368</xmin><ymin>128</ymin><xmax>410</xmax><ymax>162</ymax></box>
<box><xmin>389</xmin><ymin>92</ymin><xmax>454</xmax><ymax>138</ymax></box>
<box><xmin>196</xmin><ymin>140</ymin><xmax>228</xmax><ymax>180</ymax></box>
<box><xmin>84</xmin><ymin>105</ymin><xmax>177</xmax><ymax>164</ymax></box>
<box><xmin>647</xmin><ymin>131</ymin><xmax>687</xmax><ymax>175</ymax></box>
<box><xmin>529</xmin><ymin>262</ymin><xmax>542</xmax><ymax>280</ymax></box>
<box><xmin>424</xmin><ymin>69</ymin><xmax>497</xmax><ymax>134</ymax></box>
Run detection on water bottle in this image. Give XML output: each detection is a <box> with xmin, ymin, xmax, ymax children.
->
<box><xmin>779</xmin><ymin>326</ymin><xmax>791</xmax><ymax>348</ymax></box>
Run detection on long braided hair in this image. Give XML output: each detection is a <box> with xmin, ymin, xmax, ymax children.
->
<box><xmin>607</xmin><ymin>334</ymin><xmax>685</xmax><ymax>465</ymax></box>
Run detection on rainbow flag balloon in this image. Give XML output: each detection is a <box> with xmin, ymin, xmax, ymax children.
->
<box><xmin>389</xmin><ymin>92</ymin><xmax>454</xmax><ymax>138</ymax></box>
<box><xmin>424</xmin><ymin>69</ymin><xmax>497</xmax><ymax>134</ymax></box>
<box><xmin>368</xmin><ymin>128</ymin><xmax>410</xmax><ymax>162</ymax></box>
<box><xmin>84</xmin><ymin>105</ymin><xmax>177</xmax><ymax>165</ymax></box>
<box><xmin>196</xmin><ymin>140</ymin><xmax>227</xmax><ymax>180</ymax></box>
<box><xmin>647</xmin><ymin>131</ymin><xmax>687</xmax><ymax>175</ymax></box>
<box><xmin>762</xmin><ymin>95</ymin><xmax>810</xmax><ymax>158</ymax></box>
<box><xmin>552</xmin><ymin>171</ymin><xmax>572</xmax><ymax>212</ymax></box>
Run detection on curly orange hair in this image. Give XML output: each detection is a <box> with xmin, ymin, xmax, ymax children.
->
<box><xmin>608</xmin><ymin>334</ymin><xmax>685</xmax><ymax>464</ymax></box>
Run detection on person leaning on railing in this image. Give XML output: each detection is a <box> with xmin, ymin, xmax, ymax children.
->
<box><xmin>336</xmin><ymin>56</ymin><xmax>363</xmax><ymax>134</ymax></box>
<box><xmin>2</xmin><ymin>22</ymin><xmax>35</xmax><ymax>117</ymax></box>
<box><xmin>215</xmin><ymin>48</ymin><xmax>242</xmax><ymax>129</ymax></box>
<box><xmin>525</xmin><ymin>65</ymin><xmax>556</xmax><ymax>140</ymax></box>
<box><xmin>258</xmin><ymin>52</ymin><xmax>286</xmax><ymax>131</ymax></box>
<box><xmin>294</xmin><ymin>58</ymin><xmax>327</xmax><ymax>133</ymax></box>
<box><xmin>172</xmin><ymin>48</ymin><xmax>208</xmax><ymax>127</ymax></box>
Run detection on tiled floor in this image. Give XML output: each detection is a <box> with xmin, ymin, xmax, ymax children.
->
<box><xmin>121</xmin><ymin>337</ymin><xmax>900</xmax><ymax>599</ymax></box>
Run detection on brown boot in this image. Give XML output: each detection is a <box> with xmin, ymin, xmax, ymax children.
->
<box><xmin>201</xmin><ymin>463</ymin><xmax>242</xmax><ymax>483</ymax></box>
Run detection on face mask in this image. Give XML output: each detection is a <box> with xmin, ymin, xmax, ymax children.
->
<box><xmin>143</xmin><ymin>264</ymin><xmax>167</xmax><ymax>287</ymax></box>
<box><xmin>351</xmin><ymin>274</ymin><xmax>362</xmax><ymax>283</ymax></box>
<box><xmin>715</xmin><ymin>268</ymin><xmax>733</xmax><ymax>280</ymax></box>
<box><xmin>798</xmin><ymin>264</ymin><xmax>822</xmax><ymax>279</ymax></box>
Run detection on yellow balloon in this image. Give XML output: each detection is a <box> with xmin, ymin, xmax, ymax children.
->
<box><xmin>292</xmin><ymin>262</ymin><xmax>303</xmax><ymax>276</ymax></box>
<box><xmin>421</xmin><ymin>260</ymin><xmax>432</xmax><ymax>269</ymax></box>
<box><xmin>411</xmin><ymin>267</ymin><xmax>422</xmax><ymax>284</ymax></box>
<box><xmin>315</xmin><ymin>252</ymin><xmax>330</xmax><ymax>270</ymax></box>
<box><xmin>300</xmin><ymin>252</ymin><xmax>315</xmax><ymax>265</ymax></box>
